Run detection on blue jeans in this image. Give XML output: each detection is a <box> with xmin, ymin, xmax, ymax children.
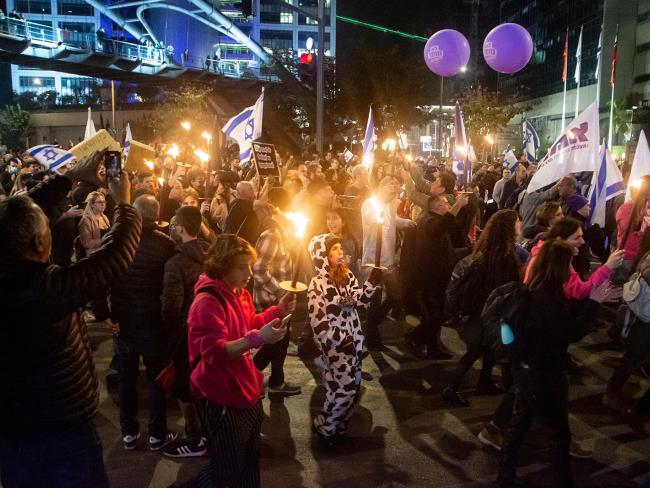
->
<box><xmin>0</xmin><ymin>421</ymin><xmax>109</xmax><ymax>488</ymax></box>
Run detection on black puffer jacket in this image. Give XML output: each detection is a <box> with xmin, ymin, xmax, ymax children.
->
<box><xmin>0</xmin><ymin>176</ymin><xmax>142</xmax><ymax>437</ymax></box>
<box><xmin>110</xmin><ymin>222</ymin><xmax>175</xmax><ymax>331</ymax></box>
<box><xmin>161</xmin><ymin>239</ymin><xmax>209</xmax><ymax>339</ymax></box>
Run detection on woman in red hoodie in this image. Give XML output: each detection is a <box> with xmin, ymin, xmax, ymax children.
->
<box><xmin>187</xmin><ymin>234</ymin><xmax>295</xmax><ymax>487</ymax></box>
<box><xmin>525</xmin><ymin>217</ymin><xmax>624</xmax><ymax>299</ymax></box>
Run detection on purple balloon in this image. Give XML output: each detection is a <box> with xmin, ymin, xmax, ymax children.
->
<box><xmin>483</xmin><ymin>23</ymin><xmax>533</xmax><ymax>74</ymax></box>
<box><xmin>423</xmin><ymin>29</ymin><xmax>470</xmax><ymax>77</ymax></box>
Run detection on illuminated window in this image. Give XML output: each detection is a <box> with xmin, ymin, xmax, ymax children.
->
<box><xmin>280</xmin><ymin>12</ymin><xmax>293</xmax><ymax>23</ymax></box>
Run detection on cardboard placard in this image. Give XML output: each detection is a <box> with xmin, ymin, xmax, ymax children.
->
<box><xmin>251</xmin><ymin>142</ymin><xmax>279</xmax><ymax>177</ymax></box>
<box><xmin>124</xmin><ymin>140</ymin><xmax>156</xmax><ymax>172</ymax></box>
<box><xmin>69</xmin><ymin>129</ymin><xmax>120</xmax><ymax>161</ymax></box>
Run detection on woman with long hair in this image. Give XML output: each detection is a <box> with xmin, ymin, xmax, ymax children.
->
<box><xmin>498</xmin><ymin>241</ymin><xmax>619</xmax><ymax>487</ymax></box>
<box><xmin>442</xmin><ymin>209</ymin><xmax>523</xmax><ymax>407</ymax></box>
<box><xmin>521</xmin><ymin>201</ymin><xmax>563</xmax><ymax>247</ymax></box>
<box><xmin>79</xmin><ymin>191</ymin><xmax>110</xmax><ymax>256</ymax></box>
<box><xmin>209</xmin><ymin>180</ymin><xmax>233</xmax><ymax>232</ymax></box>
<box><xmin>186</xmin><ymin>234</ymin><xmax>295</xmax><ymax>487</ymax></box>
<box><xmin>525</xmin><ymin>217</ymin><xmax>624</xmax><ymax>299</ymax></box>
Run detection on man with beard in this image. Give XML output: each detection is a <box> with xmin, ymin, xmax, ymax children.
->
<box><xmin>307</xmin><ymin>234</ymin><xmax>381</xmax><ymax>448</ymax></box>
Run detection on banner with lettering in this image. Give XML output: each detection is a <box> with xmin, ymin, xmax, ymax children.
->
<box><xmin>527</xmin><ymin>101</ymin><xmax>600</xmax><ymax>193</ymax></box>
<box><xmin>251</xmin><ymin>141</ymin><xmax>279</xmax><ymax>177</ymax></box>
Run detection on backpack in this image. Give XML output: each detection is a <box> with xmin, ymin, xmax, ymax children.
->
<box><xmin>446</xmin><ymin>254</ymin><xmax>485</xmax><ymax>318</ymax></box>
<box><xmin>480</xmin><ymin>281</ymin><xmax>531</xmax><ymax>362</ymax></box>
<box><xmin>623</xmin><ymin>271</ymin><xmax>650</xmax><ymax>322</ymax></box>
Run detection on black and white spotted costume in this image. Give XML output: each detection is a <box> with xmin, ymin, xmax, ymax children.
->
<box><xmin>307</xmin><ymin>234</ymin><xmax>378</xmax><ymax>439</ymax></box>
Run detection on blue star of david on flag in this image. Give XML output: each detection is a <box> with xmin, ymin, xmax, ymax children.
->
<box><xmin>244</xmin><ymin>119</ymin><xmax>255</xmax><ymax>141</ymax></box>
<box><xmin>27</xmin><ymin>144</ymin><xmax>75</xmax><ymax>172</ymax></box>
<box><xmin>222</xmin><ymin>89</ymin><xmax>264</xmax><ymax>162</ymax></box>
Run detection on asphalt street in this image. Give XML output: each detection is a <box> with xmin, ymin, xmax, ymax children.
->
<box><xmin>87</xmin><ymin>305</ymin><xmax>650</xmax><ymax>488</ymax></box>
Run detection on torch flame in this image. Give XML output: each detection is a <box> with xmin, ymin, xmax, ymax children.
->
<box><xmin>456</xmin><ymin>145</ymin><xmax>467</xmax><ymax>157</ymax></box>
<box><xmin>144</xmin><ymin>160</ymin><xmax>154</xmax><ymax>171</ymax></box>
<box><xmin>284</xmin><ymin>212</ymin><xmax>309</xmax><ymax>238</ymax></box>
<box><xmin>369</xmin><ymin>196</ymin><xmax>384</xmax><ymax>225</ymax></box>
<box><xmin>382</xmin><ymin>138</ymin><xmax>396</xmax><ymax>152</ymax></box>
<box><xmin>194</xmin><ymin>149</ymin><xmax>209</xmax><ymax>163</ymax></box>
<box><xmin>157</xmin><ymin>177</ymin><xmax>165</xmax><ymax>186</ymax></box>
<box><xmin>631</xmin><ymin>178</ymin><xmax>643</xmax><ymax>189</ymax></box>
<box><xmin>167</xmin><ymin>144</ymin><xmax>180</xmax><ymax>158</ymax></box>
<box><xmin>361</xmin><ymin>153</ymin><xmax>374</xmax><ymax>169</ymax></box>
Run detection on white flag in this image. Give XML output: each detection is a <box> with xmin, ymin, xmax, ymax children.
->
<box><xmin>222</xmin><ymin>89</ymin><xmax>264</xmax><ymax>162</ymax></box>
<box><xmin>528</xmin><ymin>101</ymin><xmax>600</xmax><ymax>193</ymax></box>
<box><xmin>84</xmin><ymin>107</ymin><xmax>96</xmax><ymax>140</ymax></box>
<box><xmin>28</xmin><ymin>145</ymin><xmax>75</xmax><ymax>173</ymax></box>
<box><xmin>123</xmin><ymin>123</ymin><xmax>132</xmax><ymax>159</ymax></box>
<box><xmin>589</xmin><ymin>147</ymin><xmax>625</xmax><ymax>227</ymax></box>
<box><xmin>626</xmin><ymin>129</ymin><xmax>650</xmax><ymax>200</ymax></box>
<box><xmin>604</xmin><ymin>147</ymin><xmax>625</xmax><ymax>200</ymax></box>
<box><xmin>574</xmin><ymin>26</ymin><xmax>583</xmax><ymax>84</ymax></box>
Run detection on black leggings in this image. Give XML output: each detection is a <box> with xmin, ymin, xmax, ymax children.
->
<box><xmin>448</xmin><ymin>344</ymin><xmax>495</xmax><ymax>390</ymax></box>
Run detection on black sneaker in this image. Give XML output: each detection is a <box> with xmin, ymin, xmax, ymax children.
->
<box><xmin>163</xmin><ymin>438</ymin><xmax>207</xmax><ymax>458</ymax></box>
<box><xmin>442</xmin><ymin>387</ymin><xmax>470</xmax><ymax>407</ymax></box>
<box><xmin>149</xmin><ymin>431</ymin><xmax>179</xmax><ymax>452</ymax></box>
<box><xmin>268</xmin><ymin>382</ymin><xmax>302</xmax><ymax>396</ymax></box>
<box><xmin>123</xmin><ymin>433</ymin><xmax>140</xmax><ymax>451</ymax></box>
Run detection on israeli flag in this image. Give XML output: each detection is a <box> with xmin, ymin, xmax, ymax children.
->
<box><xmin>362</xmin><ymin>106</ymin><xmax>377</xmax><ymax>160</ymax></box>
<box><xmin>522</xmin><ymin>119</ymin><xmax>540</xmax><ymax>163</ymax></box>
<box><xmin>222</xmin><ymin>89</ymin><xmax>264</xmax><ymax>162</ymax></box>
<box><xmin>123</xmin><ymin>123</ymin><xmax>132</xmax><ymax>159</ymax></box>
<box><xmin>28</xmin><ymin>145</ymin><xmax>75</xmax><ymax>173</ymax></box>
<box><xmin>588</xmin><ymin>145</ymin><xmax>624</xmax><ymax>227</ymax></box>
<box><xmin>504</xmin><ymin>148</ymin><xmax>518</xmax><ymax>171</ymax></box>
<box><xmin>453</xmin><ymin>102</ymin><xmax>470</xmax><ymax>184</ymax></box>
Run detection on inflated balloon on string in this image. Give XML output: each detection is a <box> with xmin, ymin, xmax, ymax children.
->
<box><xmin>423</xmin><ymin>29</ymin><xmax>470</xmax><ymax>77</ymax></box>
<box><xmin>483</xmin><ymin>23</ymin><xmax>533</xmax><ymax>74</ymax></box>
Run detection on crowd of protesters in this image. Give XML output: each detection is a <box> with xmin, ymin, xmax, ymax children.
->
<box><xmin>0</xmin><ymin>138</ymin><xmax>649</xmax><ymax>488</ymax></box>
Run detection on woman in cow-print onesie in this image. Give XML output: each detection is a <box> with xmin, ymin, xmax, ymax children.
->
<box><xmin>307</xmin><ymin>233</ymin><xmax>381</xmax><ymax>447</ymax></box>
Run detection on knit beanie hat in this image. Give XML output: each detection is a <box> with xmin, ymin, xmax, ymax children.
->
<box><xmin>324</xmin><ymin>234</ymin><xmax>342</xmax><ymax>255</ymax></box>
<box><xmin>566</xmin><ymin>194</ymin><xmax>588</xmax><ymax>214</ymax></box>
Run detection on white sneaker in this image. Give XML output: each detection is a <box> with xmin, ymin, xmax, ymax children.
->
<box><xmin>123</xmin><ymin>433</ymin><xmax>140</xmax><ymax>451</ymax></box>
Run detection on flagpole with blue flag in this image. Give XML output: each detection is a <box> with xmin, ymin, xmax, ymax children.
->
<box><xmin>221</xmin><ymin>89</ymin><xmax>264</xmax><ymax>163</ymax></box>
<box><xmin>362</xmin><ymin>105</ymin><xmax>376</xmax><ymax>165</ymax></box>
<box><xmin>123</xmin><ymin>123</ymin><xmax>132</xmax><ymax>160</ymax></box>
<box><xmin>522</xmin><ymin>119</ymin><xmax>540</xmax><ymax>163</ymax></box>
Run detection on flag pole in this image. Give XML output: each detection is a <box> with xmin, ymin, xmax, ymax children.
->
<box><xmin>574</xmin><ymin>25</ymin><xmax>583</xmax><ymax>118</ymax></box>
<box><xmin>607</xmin><ymin>24</ymin><xmax>619</xmax><ymax>150</ymax></box>
<box><xmin>561</xmin><ymin>28</ymin><xmax>568</xmax><ymax>133</ymax></box>
<box><xmin>595</xmin><ymin>25</ymin><xmax>603</xmax><ymax>111</ymax></box>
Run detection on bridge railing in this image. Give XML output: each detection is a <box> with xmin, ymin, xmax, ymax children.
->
<box><xmin>0</xmin><ymin>15</ymin><xmax>280</xmax><ymax>81</ymax></box>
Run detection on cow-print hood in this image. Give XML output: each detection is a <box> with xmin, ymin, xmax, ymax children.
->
<box><xmin>308</xmin><ymin>233</ymin><xmax>336</xmax><ymax>277</ymax></box>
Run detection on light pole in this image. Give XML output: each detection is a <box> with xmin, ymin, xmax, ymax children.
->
<box><xmin>316</xmin><ymin>0</ymin><xmax>325</xmax><ymax>155</ymax></box>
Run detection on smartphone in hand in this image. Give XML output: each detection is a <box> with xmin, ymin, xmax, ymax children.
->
<box><xmin>103</xmin><ymin>151</ymin><xmax>122</xmax><ymax>182</ymax></box>
<box><xmin>274</xmin><ymin>314</ymin><xmax>292</xmax><ymax>329</ymax></box>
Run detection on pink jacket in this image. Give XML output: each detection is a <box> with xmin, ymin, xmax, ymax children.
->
<box><xmin>187</xmin><ymin>273</ymin><xmax>285</xmax><ymax>408</ymax></box>
<box><xmin>616</xmin><ymin>201</ymin><xmax>644</xmax><ymax>260</ymax></box>
<box><xmin>525</xmin><ymin>240</ymin><xmax>612</xmax><ymax>300</ymax></box>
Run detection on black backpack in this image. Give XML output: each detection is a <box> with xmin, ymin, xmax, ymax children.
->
<box><xmin>480</xmin><ymin>281</ymin><xmax>530</xmax><ymax>362</ymax></box>
<box><xmin>446</xmin><ymin>254</ymin><xmax>485</xmax><ymax>318</ymax></box>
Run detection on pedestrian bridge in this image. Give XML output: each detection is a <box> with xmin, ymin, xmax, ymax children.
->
<box><xmin>0</xmin><ymin>15</ymin><xmax>277</xmax><ymax>86</ymax></box>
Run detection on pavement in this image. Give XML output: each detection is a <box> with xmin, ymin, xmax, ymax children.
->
<box><xmin>89</xmin><ymin>308</ymin><xmax>650</xmax><ymax>488</ymax></box>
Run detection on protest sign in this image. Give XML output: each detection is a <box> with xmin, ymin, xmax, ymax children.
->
<box><xmin>251</xmin><ymin>142</ymin><xmax>279</xmax><ymax>177</ymax></box>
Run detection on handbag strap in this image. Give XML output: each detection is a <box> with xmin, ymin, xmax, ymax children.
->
<box><xmin>191</xmin><ymin>286</ymin><xmax>229</xmax><ymax>372</ymax></box>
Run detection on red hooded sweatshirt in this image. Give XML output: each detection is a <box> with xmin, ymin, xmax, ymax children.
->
<box><xmin>525</xmin><ymin>240</ymin><xmax>612</xmax><ymax>300</ymax></box>
<box><xmin>187</xmin><ymin>273</ymin><xmax>285</xmax><ymax>408</ymax></box>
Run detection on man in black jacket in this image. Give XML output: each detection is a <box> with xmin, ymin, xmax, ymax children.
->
<box><xmin>160</xmin><ymin>206</ymin><xmax>209</xmax><ymax>458</ymax></box>
<box><xmin>0</xmin><ymin>157</ymin><xmax>141</xmax><ymax>488</ymax></box>
<box><xmin>405</xmin><ymin>194</ymin><xmax>468</xmax><ymax>360</ymax></box>
<box><xmin>111</xmin><ymin>194</ymin><xmax>176</xmax><ymax>452</ymax></box>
